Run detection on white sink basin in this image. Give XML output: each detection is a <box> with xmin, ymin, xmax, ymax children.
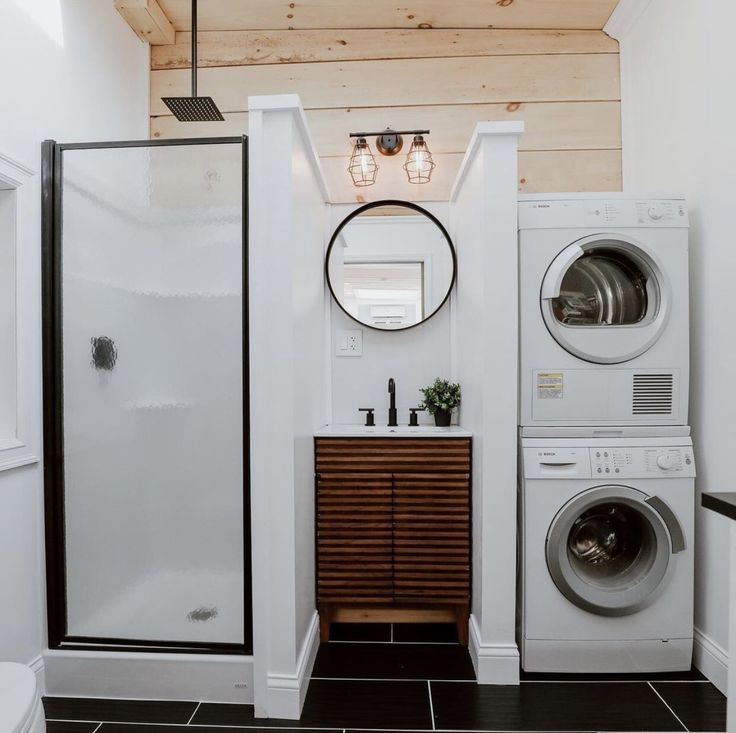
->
<box><xmin>315</xmin><ymin>424</ymin><xmax>472</xmax><ymax>437</ymax></box>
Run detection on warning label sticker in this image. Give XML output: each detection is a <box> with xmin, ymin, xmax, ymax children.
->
<box><xmin>537</xmin><ymin>372</ymin><xmax>564</xmax><ymax>399</ymax></box>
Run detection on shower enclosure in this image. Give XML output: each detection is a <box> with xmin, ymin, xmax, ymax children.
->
<box><xmin>41</xmin><ymin>137</ymin><xmax>250</xmax><ymax>653</ymax></box>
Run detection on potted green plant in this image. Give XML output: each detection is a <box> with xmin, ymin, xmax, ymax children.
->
<box><xmin>419</xmin><ymin>378</ymin><xmax>461</xmax><ymax>427</ymax></box>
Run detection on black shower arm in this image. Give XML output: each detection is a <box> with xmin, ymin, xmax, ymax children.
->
<box><xmin>191</xmin><ymin>0</ymin><xmax>198</xmax><ymax>97</ymax></box>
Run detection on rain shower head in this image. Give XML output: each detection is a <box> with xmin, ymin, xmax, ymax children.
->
<box><xmin>162</xmin><ymin>96</ymin><xmax>224</xmax><ymax>122</ymax></box>
<box><xmin>162</xmin><ymin>0</ymin><xmax>224</xmax><ymax>122</ymax></box>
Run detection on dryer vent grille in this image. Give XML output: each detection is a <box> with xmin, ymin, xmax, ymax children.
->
<box><xmin>632</xmin><ymin>374</ymin><xmax>674</xmax><ymax>415</ymax></box>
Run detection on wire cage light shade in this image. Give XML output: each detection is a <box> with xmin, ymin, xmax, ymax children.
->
<box><xmin>347</xmin><ymin>137</ymin><xmax>378</xmax><ymax>186</ymax></box>
<box><xmin>403</xmin><ymin>134</ymin><xmax>436</xmax><ymax>184</ymax></box>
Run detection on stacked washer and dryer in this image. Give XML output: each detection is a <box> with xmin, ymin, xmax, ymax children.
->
<box><xmin>517</xmin><ymin>195</ymin><xmax>695</xmax><ymax>673</ymax></box>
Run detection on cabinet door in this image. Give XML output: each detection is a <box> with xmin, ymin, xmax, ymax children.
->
<box><xmin>316</xmin><ymin>472</ymin><xmax>393</xmax><ymax>604</ymax></box>
<box><xmin>392</xmin><ymin>472</ymin><xmax>471</xmax><ymax>604</ymax></box>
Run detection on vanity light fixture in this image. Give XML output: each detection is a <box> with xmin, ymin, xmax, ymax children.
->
<box><xmin>403</xmin><ymin>134</ymin><xmax>436</xmax><ymax>184</ymax></box>
<box><xmin>347</xmin><ymin>137</ymin><xmax>378</xmax><ymax>187</ymax></box>
<box><xmin>348</xmin><ymin>128</ymin><xmax>432</xmax><ymax>186</ymax></box>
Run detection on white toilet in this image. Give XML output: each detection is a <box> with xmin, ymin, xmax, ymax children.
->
<box><xmin>0</xmin><ymin>664</ymin><xmax>45</xmax><ymax>733</ymax></box>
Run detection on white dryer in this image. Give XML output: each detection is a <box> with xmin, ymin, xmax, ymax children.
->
<box><xmin>518</xmin><ymin>194</ymin><xmax>689</xmax><ymax>427</ymax></box>
<box><xmin>519</xmin><ymin>429</ymin><xmax>695</xmax><ymax>673</ymax></box>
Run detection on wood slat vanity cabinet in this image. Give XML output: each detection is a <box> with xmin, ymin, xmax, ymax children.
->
<box><xmin>315</xmin><ymin>436</ymin><xmax>471</xmax><ymax>645</ymax></box>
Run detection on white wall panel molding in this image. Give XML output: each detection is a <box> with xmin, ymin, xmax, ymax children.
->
<box><xmin>0</xmin><ymin>152</ymin><xmax>38</xmax><ymax>473</ymax></box>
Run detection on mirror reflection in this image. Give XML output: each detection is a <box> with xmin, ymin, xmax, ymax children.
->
<box><xmin>326</xmin><ymin>202</ymin><xmax>456</xmax><ymax>330</ymax></box>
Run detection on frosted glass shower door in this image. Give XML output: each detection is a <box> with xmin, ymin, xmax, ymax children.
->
<box><xmin>43</xmin><ymin>137</ymin><xmax>249</xmax><ymax>651</ymax></box>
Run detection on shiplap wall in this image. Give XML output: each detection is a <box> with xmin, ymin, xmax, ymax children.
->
<box><xmin>148</xmin><ymin>4</ymin><xmax>622</xmax><ymax>202</ymax></box>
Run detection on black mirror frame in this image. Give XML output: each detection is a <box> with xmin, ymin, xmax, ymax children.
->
<box><xmin>325</xmin><ymin>199</ymin><xmax>457</xmax><ymax>332</ymax></box>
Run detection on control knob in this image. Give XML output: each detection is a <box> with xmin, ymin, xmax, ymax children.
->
<box><xmin>656</xmin><ymin>453</ymin><xmax>678</xmax><ymax>470</ymax></box>
<box><xmin>648</xmin><ymin>204</ymin><xmax>664</xmax><ymax>220</ymax></box>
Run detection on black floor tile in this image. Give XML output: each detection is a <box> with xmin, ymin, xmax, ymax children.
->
<box><xmin>521</xmin><ymin>667</ymin><xmax>707</xmax><ymax>682</ymax></box>
<box><xmin>652</xmin><ymin>681</ymin><xmax>727</xmax><ymax>732</ymax></box>
<box><xmin>192</xmin><ymin>702</ymin><xmax>338</xmax><ymax>729</ymax></box>
<box><xmin>430</xmin><ymin>680</ymin><xmax>686</xmax><ymax>731</ymax></box>
<box><xmin>46</xmin><ymin>723</ymin><xmax>100</xmax><ymax>733</ymax></box>
<box><xmin>301</xmin><ymin>679</ymin><xmax>433</xmax><ymax>729</ymax></box>
<box><xmin>312</xmin><ymin>642</ymin><xmax>475</xmax><ymax>680</ymax></box>
<box><xmin>330</xmin><ymin>622</ymin><xmax>392</xmax><ymax>642</ymax></box>
<box><xmin>43</xmin><ymin>697</ymin><xmax>197</xmax><ymax>724</ymax></box>
<box><xmin>196</xmin><ymin>681</ymin><xmax>432</xmax><ymax>729</ymax></box>
<box><xmin>392</xmin><ymin>623</ymin><xmax>459</xmax><ymax>644</ymax></box>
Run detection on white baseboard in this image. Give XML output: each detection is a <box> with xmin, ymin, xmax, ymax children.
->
<box><xmin>693</xmin><ymin>627</ymin><xmax>728</xmax><ymax>695</ymax></box>
<box><xmin>44</xmin><ymin>649</ymin><xmax>253</xmax><ymax>703</ymax></box>
<box><xmin>266</xmin><ymin>610</ymin><xmax>320</xmax><ymax>719</ymax></box>
<box><xmin>29</xmin><ymin>655</ymin><xmax>46</xmax><ymax>696</ymax></box>
<box><xmin>468</xmin><ymin>614</ymin><xmax>520</xmax><ymax>685</ymax></box>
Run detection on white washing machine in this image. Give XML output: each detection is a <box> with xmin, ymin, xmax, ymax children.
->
<box><xmin>519</xmin><ymin>429</ymin><xmax>695</xmax><ymax>673</ymax></box>
<box><xmin>518</xmin><ymin>194</ymin><xmax>690</xmax><ymax>427</ymax></box>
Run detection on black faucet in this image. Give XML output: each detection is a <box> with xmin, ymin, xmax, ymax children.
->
<box><xmin>388</xmin><ymin>378</ymin><xmax>398</xmax><ymax>427</ymax></box>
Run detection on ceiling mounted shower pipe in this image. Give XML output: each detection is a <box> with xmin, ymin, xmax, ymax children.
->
<box><xmin>161</xmin><ymin>0</ymin><xmax>224</xmax><ymax>122</ymax></box>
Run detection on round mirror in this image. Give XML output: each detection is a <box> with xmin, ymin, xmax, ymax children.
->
<box><xmin>326</xmin><ymin>200</ymin><xmax>456</xmax><ymax>331</ymax></box>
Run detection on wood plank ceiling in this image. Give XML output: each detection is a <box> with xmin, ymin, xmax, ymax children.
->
<box><xmin>133</xmin><ymin>0</ymin><xmax>622</xmax><ymax>202</ymax></box>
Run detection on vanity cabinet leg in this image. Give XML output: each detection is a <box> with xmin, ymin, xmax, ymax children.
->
<box><xmin>456</xmin><ymin>604</ymin><xmax>469</xmax><ymax>647</ymax></box>
<box><xmin>319</xmin><ymin>604</ymin><xmax>333</xmax><ymax>642</ymax></box>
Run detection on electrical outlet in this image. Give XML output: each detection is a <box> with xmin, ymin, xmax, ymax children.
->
<box><xmin>336</xmin><ymin>329</ymin><xmax>362</xmax><ymax>357</ymax></box>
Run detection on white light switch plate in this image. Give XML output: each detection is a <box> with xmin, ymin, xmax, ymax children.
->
<box><xmin>336</xmin><ymin>329</ymin><xmax>362</xmax><ymax>357</ymax></box>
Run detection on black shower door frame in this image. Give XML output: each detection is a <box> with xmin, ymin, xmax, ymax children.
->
<box><xmin>41</xmin><ymin>136</ymin><xmax>252</xmax><ymax>655</ymax></box>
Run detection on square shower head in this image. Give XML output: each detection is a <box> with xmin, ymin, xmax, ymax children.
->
<box><xmin>162</xmin><ymin>96</ymin><xmax>225</xmax><ymax>122</ymax></box>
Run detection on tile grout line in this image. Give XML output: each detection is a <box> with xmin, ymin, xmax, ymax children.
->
<box><xmin>187</xmin><ymin>702</ymin><xmax>202</xmax><ymax>725</ymax></box>
<box><xmin>427</xmin><ymin>680</ymin><xmax>436</xmax><ymax>731</ymax></box>
<box><xmin>647</xmin><ymin>681</ymin><xmax>690</xmax><ymax>732</ymax></box>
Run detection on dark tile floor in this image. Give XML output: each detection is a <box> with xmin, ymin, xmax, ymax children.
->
<box><xmin>44</xmin><ymin>623</ymin><xmax>727</xmax><ymax>733</ymax></box>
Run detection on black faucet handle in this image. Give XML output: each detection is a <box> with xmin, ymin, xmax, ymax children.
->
<box><xmin>359</xmin><ymin>408</ymin><xmax>375</xmax><ymax>427</ymax></box>
<box><xmin>409</xmin><ymin>407</ymin><xmax>426</xmax><ymax>427</ymax></box>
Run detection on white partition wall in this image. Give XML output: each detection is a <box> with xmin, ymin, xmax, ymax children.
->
<box><xmin>450</xmin><ymin>122</ymin><xmax>524</xmax><ymax>684</ymax></box>
<box><xmin>249</xmin><ymin>95</ymin><xmax>330</xmax><ymax>718</ymax></box>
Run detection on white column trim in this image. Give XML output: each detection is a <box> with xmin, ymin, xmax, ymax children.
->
<box><xmin>604</xmin><ymin>0</ymin><xmax>655</xmax><ymax>40</ymax></box>
<box><xmin>248</xmin><ymin>94</ymin><xmax>330</xmax><ymax>202</ymax></box>
<box><xmin>266</xmin><ymin>611</ymin><xmax>320</xmax><ymax>720</ymax></box>
<box><xmin>450</xmin><ymin>121</ymin><xmax>524</xmax><ymax>202</ymax></box>
<box><xmin>468</xmin><ymin>614</ymin><xmax>520</xmax><ymax>685</ymax></box>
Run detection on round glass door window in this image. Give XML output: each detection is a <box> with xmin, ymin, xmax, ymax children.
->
<box><xmin>546</xmin><ymin>487</ymin><xmax>678</xmax><ymax>616</ymax></box>
<box><xmin>551</xmin><ymin>249</ymin><xmax>649</xmax><ymax>326</ymax></box>
<box><xmin>541</xmin><ymin>236</ymin><xmax>670</xmax><ymax>364</ymax></box>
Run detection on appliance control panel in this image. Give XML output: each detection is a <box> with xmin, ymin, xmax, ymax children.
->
<box><xmin>518</xmin><ymin>198</ymin><xmax>689</xmax><ymax>229</ymax></box>
<box><xmin>589</xmin><ymin>447</ymin><xmax>695</xmax><ymax>478</ymax></box>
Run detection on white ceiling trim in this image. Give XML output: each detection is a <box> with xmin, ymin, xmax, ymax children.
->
<box><xmin>604</xmin><ymin>0</ymin><xmax>654</xmax><ymax>40</ymax></box>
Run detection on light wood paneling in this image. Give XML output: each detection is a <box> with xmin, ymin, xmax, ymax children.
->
<box><xmin>141</xmin><ymin>1</ymin><xmax>622</xmax><ymax>200</ymax></box>
<box><xmin>115</xmin><ymin>0</ymin><xmax>175</xmax><ymax>45</ymax></box>
<box><xmin>152</xmin><ymin>101</ymin><xmax>621</xmax><ymax>154</ymax></box>
<box><xmin>152</xmin><ymin>29</ymin><xmax>618</xmax><ymax>68</ymax></box>
<box><xmin>156</xmin><ymin>0</ymin><xmax>619</xmax><ymax>31</ymax></box>
<box><xmin>150</xmin><ymin>54</ymin><xmax>620</xmax><ymax>115</ymax></box>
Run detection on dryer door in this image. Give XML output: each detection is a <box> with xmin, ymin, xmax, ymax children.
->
<box><xmin>541</xmin><ymin>234</ymin><xmax>670</xmax><ymax>364</ymax></box>
<box><xmin>546</xmin><ymin>486</ymin><xmax>685</xmax><ymax>616</ymax></box>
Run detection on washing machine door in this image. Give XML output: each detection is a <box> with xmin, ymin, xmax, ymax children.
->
<box><xmin>540</xmin><ymin>234</ymin><xmax>671</xmax><ymax>364</ymax></box>
<box><xmin>546</xmin><ymin>486</ymin><xmax>685</xmax><ymax>616</ymax></box>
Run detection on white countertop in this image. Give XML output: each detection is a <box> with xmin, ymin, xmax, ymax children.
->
<box><xmin>315</xmin><ymin>424</ymin><xmax>472</xmax><ymax>438</ymax></box>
